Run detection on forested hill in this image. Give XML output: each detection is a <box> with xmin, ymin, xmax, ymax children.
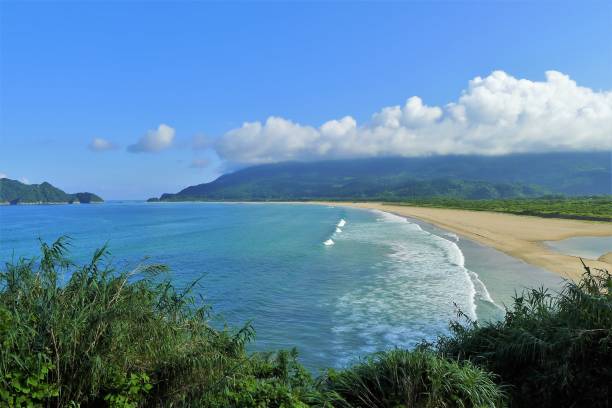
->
<box><xmin>0</xmin><ymin>178</ymin><xmax>103</xmax><ymax>204</ymax></box>
<box><xmin>153</xmin><ymin>152</ymin><xmax>611</xmax><ymax>201</ymax></box>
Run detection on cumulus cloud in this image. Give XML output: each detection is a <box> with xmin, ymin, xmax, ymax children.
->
<box><xmin>0</xmin><ymin>173</ymin><xmax>7</xmax><ymax>179</ymax></box>
<box><xmin>215</xmin><ymin>71</ymin><xmax>612</xmax><ymax>164</ymax></box>
<box><xmin>89</xmin><ymin>137</ymin><xmax>117</xmax><ymax>152</ymax></box>
<box><xmin>128</xmin><ymin>124</ymin><xmax>175</xmax><ymax>153</ymax></box>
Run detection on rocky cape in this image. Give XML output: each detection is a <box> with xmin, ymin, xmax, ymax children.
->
<box><xmin>0</xmin><ymin>178</ymin><xmax>103</xmax><ymax>205</ymax></box>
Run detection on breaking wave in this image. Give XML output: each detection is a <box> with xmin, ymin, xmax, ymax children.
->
<box><xmin>329</xmin><ymin>208</ymin><xmax>499</xmax><ymax>366</ymax></box>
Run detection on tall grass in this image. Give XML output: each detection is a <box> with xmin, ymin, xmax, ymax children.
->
<box><xmin>3</xmin><ymin>237</ymin><xmax>608</xmax><ymax>407</ymax></box>
<box><xmin>0</xmin><ymin>237</ymin><xmax>316</xmax><ymax>406</ymax></box>
<box><xmin>437</xmin><ymin>262</ymin><xmax>612</xmax><ymax>407</ymax></box>
<box><xmin>315</xmin><ymin>349</ymin><xmax>505</xmax><ymax>407</ymax></box>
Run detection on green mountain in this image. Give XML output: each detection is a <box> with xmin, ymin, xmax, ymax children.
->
<box><xmin>154</xmin><ymin>152</ymin><xmax>611</xmax><ymax>202</ymax></box>
<box><xmin>0</xmin><ymin>178</ymin><xmax>103</xmax><ymax>204</ymax></box>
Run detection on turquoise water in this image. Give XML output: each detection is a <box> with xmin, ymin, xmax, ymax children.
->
<box><xmin>0</xmin><ymin>202</ymin><xmax>561</xmax><ymax>370</ymax></box>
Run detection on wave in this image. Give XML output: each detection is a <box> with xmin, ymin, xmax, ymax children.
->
<box><xmin>467</xmin><ymin>270</ymin><xmax>498</xmax><ymax>306</ymax></box>
<box><xmin>335</xmin><ymin>227</ymin><xmax>342</xmax><ymax>233</ymax></box>
<box><xmin>337</xmin><ymin>219</ymin><xmax>346</xmax><ymax>228</ymax></box>
<box><xmin>323</xmin><ymin>239</ymin><xmax>335</xmax><ymax>246</ymax></box>
<box><xmin>443</xmin><ymin>238</ymin><xmax>502</xmax><ymax>314</ymax></box>
<box><xmin>376</xmin><ymin>207</ymin><xmax>499</xmax><ymax>317</ymax></box>
<box><xmin>372</xmin><ymin>208</ymin><xmax>500</xmax><ymax>319</ymax></box>
<box><xmin>444</xmin><ymin>232</ymin><xmax>459</xmax><ymax>242</ymax></box>
<box><xmin>328</xmin><ymin>207</ymin><xmax>501</xmax><ymax>364</ymax></box>
<box><xmin>372</xmin><ymin>210</ymin><xmax>423</xmax><ymax>231</ymax></box>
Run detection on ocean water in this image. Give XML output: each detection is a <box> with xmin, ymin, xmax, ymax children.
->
<box><xmin>0</xmin><ymin>202</ymin><xmax>562</xmax><ymax>371</ymax></box>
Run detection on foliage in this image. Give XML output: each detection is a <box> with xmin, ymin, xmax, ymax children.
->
<box><xmin>153</xmin><ymin>152</ymin><xmax>610</xmax><ymax>202</ymax></box>
<box><xmin>104</xmin><ymin>373</ymin><xmax>153</xmax><ymax>408</ymax></box>
<box><xmin>3</xmin><ymin>237</ymin><xmax>610</xmax><ymax>407</ymax></box>
<box><xmin>395</xmin><ymin>196</ymin><xmax>612</xmax><ymax>221</ymax></box>
<box><xmin>0</xmin><ymin>237</ymin><xmax>316</xmax><ymax>406</ymax></box>
<box><xmin>0</xmin><ymin>357</ymin><xmax>59</xmax><ymax>407</ymax></box>
<box><xmin>437</xmin><ymin>263</ymin><xmax>612</xmax><ymax>407</ymax></box>
<box><xmin>0</xmin><ymin>178</ymin><xmax>102</xmax><ymax>204</ymax></box>
<box><xmin>315</xmin><ymin>349</ymin><xmax>505</xmax><ymax>408</ymax></box>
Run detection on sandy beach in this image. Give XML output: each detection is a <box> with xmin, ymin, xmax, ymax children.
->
<box><xmin>314</xmin><ymin>202</ymin><xmax>612</xmax><ymax>281</ymax></box>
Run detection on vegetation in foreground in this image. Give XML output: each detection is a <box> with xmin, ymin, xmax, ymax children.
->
<box><xmin>437</xmin><ymin>259</ymin><xmax>612</xmax><ymax>407</ymax></box>
<box><xmin>393</xmin><ymin>196</ymin><xmax>612</xmax><ymax>221</ymax></box>
<box><xmin>1</xmin><ymin>238</ymin><xmax>610</xmax><ymax>407</ymax></box>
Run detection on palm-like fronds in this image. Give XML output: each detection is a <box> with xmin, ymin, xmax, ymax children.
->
<box><xmin>437</xmin><ymin>264</ymin><xmax>612</xmax><ymax>407</ymax></box>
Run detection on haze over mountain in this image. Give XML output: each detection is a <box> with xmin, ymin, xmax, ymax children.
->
<box><xmin>151</xmin><ymin>152</ymin><xmax>611</xmax><ymax>202</ymax></box>
<box><xmin>0</xmin><ymin>178</ymin><xmax>103</xmax><ymax>205</ymax></box>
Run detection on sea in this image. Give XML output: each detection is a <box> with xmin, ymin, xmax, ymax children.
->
<box><xmin>0</xmin><ymin>202</ymin><xmax>564</xmax><ymax>371</ymax></box>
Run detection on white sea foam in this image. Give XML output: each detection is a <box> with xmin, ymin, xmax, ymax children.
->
<box><xmin>439</xmin><ymin>235</ymin><xmax>502</xmax><ymax>313</ymax></box>
<box><xmin>329</xmin><ymin>209</ymin><xmax>483</xmax><ymax>365</ymax></box>
<box><xmin>468</xmin><ymin>270</ymin><xmax>498</xmax><ymax>306</ymax></box>
<box><xmin>324</xmin><ymin>239</ymin><xmax>335</xmax><ymax>246</ymax></box>
<box><xmin>373</xmin><ymin>209</ymin><xmax>423</xmax><ymax>231</ymax></box>
<box><xmin>337</xmin><ymin>219</ymin><xmax>346</xmax><ymax>227</ymax></box>
<box><xmin>335</xmin><ymin>227</ymin><xmax>342</xmax><ymax>233</ymax></box>
<box><xmin>444</xmin><ymin>232</ymin><xmax>459</xmax><ymax>242</ymax></box>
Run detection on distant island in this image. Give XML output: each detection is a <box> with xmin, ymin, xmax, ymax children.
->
<box><xmin>0</xmin><ymin>178</ymin><xmax>103</xmax><ymax>205</ymax></box>
<box><xmin>150</xmin><ymin>152</ymin><xmax>610</xmax><ymax>202</ymax></box>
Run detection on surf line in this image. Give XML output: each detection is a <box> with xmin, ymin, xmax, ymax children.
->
<box><xmin>324</xmin><ymin>219</ymin><xmax>348</xmax><ymax>246</ymax></box>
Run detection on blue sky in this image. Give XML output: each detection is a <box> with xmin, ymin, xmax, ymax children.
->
<box><xmin>1</xmin><ymin>1</ymin><xmax>611</xmax><ymax>199</ymax></box>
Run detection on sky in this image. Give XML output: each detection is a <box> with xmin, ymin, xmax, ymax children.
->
<box><xmin>1</xmin><ymin>1</ymin><xmax>611</xmax><ymax>199</ymax></box>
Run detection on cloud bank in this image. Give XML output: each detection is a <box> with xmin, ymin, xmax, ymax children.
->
<box><xmin>128</xmin><ymin>124</ymin><xmax>175</xmax><ymax>153</ymax></box>
<box><xmin>215</xmin><ymin>71</ymin><xmax>612</xmax><ymax>164</ymax></box>
<box><xmin>89</xmin><ymin>137</ymin><xmax>117</xmax><ymax>152</ymax></box>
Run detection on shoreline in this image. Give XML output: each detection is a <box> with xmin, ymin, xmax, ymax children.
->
<box><xmin>310</xmin><ymin>202</ymin><xmax>612</xmax><ymax>281</ymax></box>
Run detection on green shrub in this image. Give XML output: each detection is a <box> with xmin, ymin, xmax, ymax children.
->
<box><xmin>437</xmin><ymin>263</ymin><xmax>612</xmax><ymax>407</ymax></box>
<box><xmin>315</xmin><ymin>349</ymin><xmax>505</xmax><ymax>407</ymax></box>
<box><xmin>7</xmin><ymin>237</ymin><xmax>607</xmax><ymax>407</ymax></box>
<box><xmin>0</xmin><ymin>237</ymin><xmax>317</xmax><ymax>407</ymax></box>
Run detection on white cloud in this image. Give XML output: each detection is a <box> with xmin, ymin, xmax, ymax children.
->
<box><xmin>20</xmin><ymin>177</ymin><xmax>29</xmax><ymax>184</ymax></box>
<box><xmin>215</xmin><ymin>70</ymin><xmax>612</xmax><ymax>164</ymax></box>
<box><xmin>0</xmin><ymin>173</ymin><xmax>7</xmax><ymax>179</ymax></box>
<box><xmin>89</xmin><ymin>137</ymin><xmax>117</xmax><ymax>152</ymax></box>
<box><xmin>128</xmin><ymin>124</ymin><xmax>175</xmax><ymax>153</ymax></box>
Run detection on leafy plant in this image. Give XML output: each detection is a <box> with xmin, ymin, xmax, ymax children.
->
<box><xmin>0</xmin><ymin>358</ymin><xmax>59</xmax><ymax>408</ymax></box>
<box><xmin>315</xmin><ymin>349</ymin><xmax>505</xmax><ymax>408</ymax></box>
<box><xmin>4</xmin><ymin>237</ymin><xmax>608</xmax><ymax>407</ymax></box>
<box><xmin>104</xmin><ymin>373</ymin><xmax>153</xmax><ymax>408</ymax></box>
<box><xmin>437</xmin><ymin>263</ymin><xmax>612</xmax><ymax>407</ymax></box>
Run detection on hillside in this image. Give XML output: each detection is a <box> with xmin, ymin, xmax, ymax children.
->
<box><xmin>154</xmin><ymin>152</ymin><xmax>611</xmax><ymax>201</ymax></box>
<box><xmin>0</xmin><ymin>178</ymin><xmax>103</xmax><ymax>204</ymax></box>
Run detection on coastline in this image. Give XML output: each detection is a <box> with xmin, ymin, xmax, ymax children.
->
<box><xmin>311</xmin><ymin>202</ymin><xmax>612</xmax><ymax>281</ymax></box>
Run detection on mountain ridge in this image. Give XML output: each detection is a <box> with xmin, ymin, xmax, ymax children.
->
<box><xmin>152</xmin><ymin>152</ymin><xmax>611</xmax><ymax>202</ymax></box>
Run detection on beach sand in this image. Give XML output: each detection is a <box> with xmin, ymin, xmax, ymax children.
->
<box><xmin>314</xmin><ymin>202</ymin><xmax>612</xmax><ymax>281</ymax></box>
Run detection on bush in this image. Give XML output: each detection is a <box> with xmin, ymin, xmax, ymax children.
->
<box><xmin>0</xmin><ymin>237</ymin><xmax>317</xmax><ymax>407</ymax></box>
<box><xmin>315</xmin><ymin>349</ymin><xmax>505</xmax><ymax>408</ymax></box>
<box><xmin>437</xmin><ymin>263</ymin><xmax>612</xmax><ymax>407</ymax></box>
<box><xmin>15</xmin><ymin>237</ymin><xmax>610</xmax><ymax>407</ymax></box>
